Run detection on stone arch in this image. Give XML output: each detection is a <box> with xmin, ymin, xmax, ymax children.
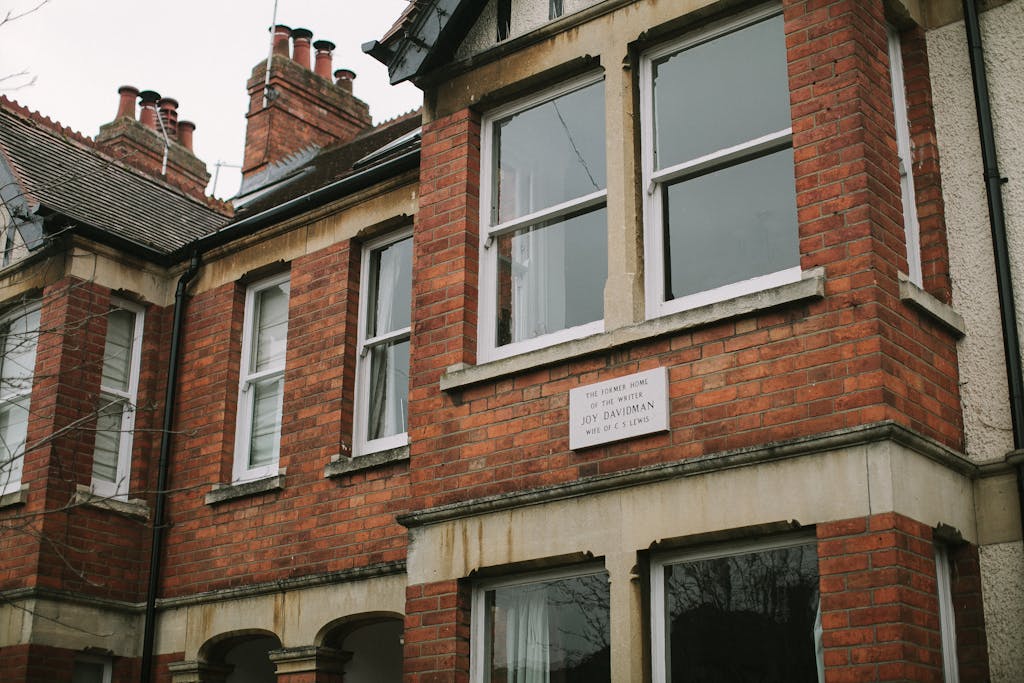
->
<box><xmin>198</xmin><ymin>629</ymin><xmax>282</xmax><ymax>683</ymax></box>
<box><xmin>317</xmin><ymin>612</ymin><xmax>404</xmax><ymax>683</ymax></box>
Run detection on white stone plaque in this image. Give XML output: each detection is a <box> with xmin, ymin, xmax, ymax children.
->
<box><xmin>569</xmin><ymin>367</ymin><xmax>669</xmax><ymax>450</ymax></box>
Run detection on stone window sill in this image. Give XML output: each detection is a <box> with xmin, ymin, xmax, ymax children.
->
<box><xmin>325</xmin><ymin>446</ymin><xmax>409</xmax><ymax>478</ymax></box>
<box><xmin>73</xmin><ymin>485</ymin><xmax>151</xmax><ymax>520</ymax></box>
<box><xmin>0</xmin><ymin>485</ymin><xmax>28</xmax><ymax>509</ymax></box>
<box><xmin>442</xmin><ymin>267</ymin><xmax>826</xmax><ymax>391</ymax></box>
<box><xmin>898</xmin><ymin>273</ymin><xmax>965</xmax><ymax>337</ymax></box>
<box><xmin>205</xmin><ymin>471</ymin><xmax>285</xmax><ymax>505</ymax></box>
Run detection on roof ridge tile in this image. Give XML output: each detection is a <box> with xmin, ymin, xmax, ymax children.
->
<box><xmin>0</xmin><ymin>95</ymin><xmax>96</xmax><ymax>149</ymax></box>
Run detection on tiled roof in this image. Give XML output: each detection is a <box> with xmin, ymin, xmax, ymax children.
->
<box><xmin>232</xmin><ymin>109</ymin><xmax>423</xmax><ymax>218</ymax></box>
<box><xmin>0</xmin><ymin>97</ymin><xmax>230</xmax><ymax>258</ymax></box>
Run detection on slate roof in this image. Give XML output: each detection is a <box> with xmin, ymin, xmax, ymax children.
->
<box><xmin>0</xmin><ymin>97</ymin><xmax>230</xmax><ymax>259</ymax></box>
<box><xmin>232</xmin><ymin>109</ymin><xmax>423</xmax><ymax>218</ymax></box>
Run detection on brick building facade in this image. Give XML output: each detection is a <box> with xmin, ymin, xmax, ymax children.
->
<box><xmin>1</xmin><ymin>1</ymin><xmax>1022</xmax><ymax>681</ymax></box>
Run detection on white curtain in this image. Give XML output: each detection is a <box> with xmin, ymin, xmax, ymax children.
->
<box><xmin>368</xmin><ymin>249</ymin><xmax>401</xmax><ymax>438</ymax></box>
<box><xmin>505</xmin><ymin>587</ymin><xmax>550</xmax><ymax>683</ymax></box>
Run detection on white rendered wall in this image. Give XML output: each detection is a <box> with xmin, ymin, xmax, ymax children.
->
<box><xmin>928</xmin><ymin>2</ymin><xmax>1024</xmax><ymax>680</ymax></box>
<box><xmin>456</xmin><ymin>0</ymin><xmax>603</xmax><ymax>59</ymax></box>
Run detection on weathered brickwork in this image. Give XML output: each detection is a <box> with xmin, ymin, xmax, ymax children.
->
<box><xmin>402</xmin><ymin>0</ymin><xmax>962</xmax><ymax>514</ymax></box>
<box><xmin>160</xmin><ymin>242</ymin><xmax>409</xmax><ymax>597</ymax></box>
<box><xmin>403</xmin><ymin>580</ymin><xmax>471</xmax><ymax>683</ymax></box>
<box><xmin>0</xmin><ymin>278</ymin><xmax>152</xmax><ymax>601</ymax></box>
<box><xmin>1</xmin><ymin>0</ymin><xmax>1001</xmax><ymax>680</ymax></box>
<box><xmin>818</xmin><ymin>513</ymin><xmax>946</xmax><ymax>682</ymax></box>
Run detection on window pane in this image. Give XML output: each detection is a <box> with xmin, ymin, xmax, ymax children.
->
<box><xmin>101</xmin><ymin>308</ymin><xmax>136</xmax><ymax>392</ymax></box>
<box><xmin>1</xmin><ymin>307</ymin><xmax>40</xmax><ymax>399</ymax></box>
<box><xmin>484</xmin><ymin>573</ymin><xmax>610</xmax><ymax>682</ymax></box>
<box><xmin>253</xmin><ymin>283</ymin><xmax>289</xmax><ymax>372</ymax></box>
<box><xmin>496</xmin><ymin>206</ymin><xmax>607</xmax><ymax>346</ymax></box>
<box><xmin>0</xmin><ymin>398</ymin><xmax>29</xmax><ymax>483</ymax></box>
<box><xmin>493</xmin><ymin>80</ymin><xmax>606</xmax><ymax>224</ymax></box>
<box><xmin>367</xmin><ymin>338</ymin><xmax>410</xmax><ymax>441</ymax></box>
<box><xmin>249</xmin><ymin>376</ymin><xmax>283</xmax><ymax>468</ymax></box>
<box><xmin>368</xmin><ymin>236</ymin><xmax>413</xmax><ymax>337</ymax></box>
<box><xmin>663</xmin><ymin>148</ymin><xmax>799</xmax><ymax>300</ymax></box>
<box><xmin>92</xmin><ymin>397</ymin><xmax>126</xmax><ymax>484</ymax></box>
<box><xmin>663</xmin><ymin>543</ymin><xmax>820</xmax><ymax>683</ymax></box>
<box><xmin>652</xmin><ymin>14</ymin><xmax>790</xmax><ymax>168</ymax></box>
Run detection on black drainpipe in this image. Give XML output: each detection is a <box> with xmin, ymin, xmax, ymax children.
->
<box><xmin>962</xmin><ymin>0</ymin><xmax>1024</xmax><ymax>526</ymax></box>
<box><xmin>140</xmin><ymin>252</ymin><xmax>201</xmax><ymax>683</ymax></box>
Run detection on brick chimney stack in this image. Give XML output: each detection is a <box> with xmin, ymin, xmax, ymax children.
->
<box><xmin>241</xmin><ymin>27</ymin><xmax>372</xmax><ymax>183</ymax></box>
<box><xmin>96</xmin><ymin>86</ymin><xmax>211</xmax><ymax>200</ymax></box>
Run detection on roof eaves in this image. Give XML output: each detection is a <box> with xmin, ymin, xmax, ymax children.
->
<box><xmin>185</xmin><ymin>145</ymin><xmax>420</xmax><ymax>260</ymax></box>
<box><xmin>374</xmin><ymin>0</ymin><xmax>486</xmax><ymax>85</ymax></box>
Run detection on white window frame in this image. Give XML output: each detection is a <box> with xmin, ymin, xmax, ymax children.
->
<box><xmin>650</xmin><ymin>532</ymin><xmax>821</xmax><ymax>683</ymax></box>
<box><xmin>90</xmin><ymin>298</ymin><xmax>144</xmax><ymax>500</ymax></box>
<box><xmin>232</xmin><ymin>273</ymin><xmax>290</xmax><ymax>483</ymax></box>
<box><xmin>935</xmin><ymin>544</ymin><xmax>961</xmax><ymax>683</ymax></box>
<box><xmin>640</xmin><ymin>4</ymin><xmax>802</xmax><ymax>320</ymax></box>
<box><xmin>887</xmin><ymin>24</ymin><xmax>923</xmax><ymax>286</ymax></box>
<box><xmin>469</xmin><ymin>563</ymin><xmax>609</xmax><ymax>682</ymax></box>
<box><xmin>478</xmin><ymin>72</ymin><xmax>607</xmax><ymax>362</ymax></box>
<box><xmin>0</xmin><ymin>302</ymin><xmax>39</xmax><ymax>497</ymax></box>
<box><xmin>354</xmin><ymin>229</ymin><xmax>413</xmax><ymax>455</ymax></box>
<box><xmin>72</xmin><ymin>655</ymin><xmax>113</xmax><ymax>683</ymax></box>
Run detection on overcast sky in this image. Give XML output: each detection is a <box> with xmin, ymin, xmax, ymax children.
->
<box><xmin>0</xmin><ymin>0</ymin><xmax>422</xmax><ymax>198</ymax></box>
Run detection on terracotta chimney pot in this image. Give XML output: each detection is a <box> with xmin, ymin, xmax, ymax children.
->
<box><xmin>177</xmin><ymin>120</ymin><xmax>196</xmax><ymax>151</ymax></box>
<box><xmin>313</xmin><ymin>39</ymin><xmax>335</xmax><ymax>79</ymax></box>
<box><xmin>138</xmin><ymin>90</ymin><xmax>161</xmax><ymax>130</ymax></box>
<box><xmin>334</xmin><ymin>69</ymin><xmax>356</xmax><ymax>93</ymax></box>
<box><xmin>116</xmin><ymin>85</ymin><xmax>139</xmax><ymax>120</ymax></box>
<box><xmin>158</xmin><ymin>97</ymin><xmax>179</xmax><ymax>137</ymax></box>
<box><xmin>272</xmin><ymin>24</ymin><xmax>292</xmax><ymax>57</ymax></box>
<box><xmin>291</xmin><ymin>28</ymin><xmax>313</xmax><ymax>69</ymax></box>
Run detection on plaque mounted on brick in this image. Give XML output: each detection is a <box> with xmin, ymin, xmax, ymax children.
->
<box><xmin>569</xmin><ymin>367</ymin><xmax>670</xmax><ymax>450</ymax></box>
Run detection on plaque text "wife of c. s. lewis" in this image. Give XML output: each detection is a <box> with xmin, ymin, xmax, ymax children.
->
<box><xmin>568</xmin><ymin>367</ymin><xmax>669</xmax><ymax>450</ymax></box>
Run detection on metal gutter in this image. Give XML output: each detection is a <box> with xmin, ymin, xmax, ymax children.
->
<box><xmin>962</xmin><ymin>0</ymin><xmax>1024</xmax><ymax>526</ymax></box>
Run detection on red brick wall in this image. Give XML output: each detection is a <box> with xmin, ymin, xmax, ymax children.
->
<box><xmin>403</xmin><ymin>0</ymin><xmax>962</xmax><ymax>513</ymax></box>
<box><xmin>818</xmin><ymin>513</ymin><xmax>944</xmax><ymax>682</ymax></box>
<box><xmin>159</xmin><ymin>241</ymin><xmax>409</xmax><ymax>596</ymax></box>
<box><xmin>0</xmin><ymin>277</ymin><xmax>151</xmax><ymax>601</ymax></box>
<box><xmin>403</xmin><ymin>580</ymin><xmax>471</xmax><ymax>683</ymax></box>
<box><xmin>948</xmin><ymin>543</ymin><xmax>991</xmax><ymax>682</ymax></box>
